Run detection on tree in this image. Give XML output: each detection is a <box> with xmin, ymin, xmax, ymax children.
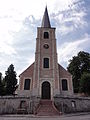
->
<box><xmin>5</xmin><ymin>64</ymin><xmax>17</xmax><ymax>95</ymax></box>
<box><xmin>67</xmin><ymin>51</ymin><xmax>90</xmax><ymax>93</ymax></box>
<box><xmin>0</xmin><ymin>72</ymin><xmax>2</xmax><ymax>84</ymax></box>
<box><xmin>79</xmin><ymin>73</ymin><xmax>90</xmax><ymax>95</ymax></box>
<box><xmin>0</xmin><ymin>72</ymin><xmax>3</xmax><ymax>95</ymax></box>
<box><xmin>0</xmin><ymin>72</ymin><xmax>5</xmax><ymax>95</ymax></box>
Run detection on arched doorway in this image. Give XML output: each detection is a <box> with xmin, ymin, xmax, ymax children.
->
<box><xmin>41</xmin><ymin>81</ymin><xmax>51</xmax><ymax>99</ymax></box>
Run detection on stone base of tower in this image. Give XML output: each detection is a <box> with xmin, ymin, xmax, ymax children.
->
<box><xmin>32</xmin><ymin>88</ymin><xmax>40</xmax><ymax>97</ymax></box>
<box><xmin>53</xmin><ymin>89</ymin><xmax>60</xmax><ymax>96</ymax></box>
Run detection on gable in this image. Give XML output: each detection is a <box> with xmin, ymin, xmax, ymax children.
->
<box><xmin>19</xmin><ymin>62</ymin><xmax>35</xmax><ymax>77</ymax></box>
<box><xmin>58</xmin><ymin>63</ymin><xmax>72</xmax><ymax>78</ymax></box>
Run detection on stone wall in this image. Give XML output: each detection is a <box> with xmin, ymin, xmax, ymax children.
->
<box><xmin>54</xmin><ymin>95</ymin><xmax>90</xmax><ymax>113</ymax></box>
<box><xmin>0</xmin><ymin>96</ymin><xmax>40</xmax><ymax>114</ymax></box>
<box><xmin>0</xmin><ymin>95</ymin><xmax>90</xmax><ymax>114</ymax></box>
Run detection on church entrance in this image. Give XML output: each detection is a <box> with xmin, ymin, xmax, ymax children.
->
<box><xmin>41</xmin><ymin>81</ymin><xmax>51</xmax><ymax>99</ymax></box>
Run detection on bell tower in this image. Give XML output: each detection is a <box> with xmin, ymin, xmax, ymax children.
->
<box><xmin>33</xmin><ymin>7</ymin><xmax>60</xmax><ymax>99</ymax></box>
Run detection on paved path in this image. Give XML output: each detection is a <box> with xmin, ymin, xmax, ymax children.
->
<box><xmin>0</xmin><ymin>113</ymin><xmax>90</xmax><ymax>120</ymax></box>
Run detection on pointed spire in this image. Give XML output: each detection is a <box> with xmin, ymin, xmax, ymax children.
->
<box><xmin>41</xmin><ymin>6</ymin><xmax>51</xmax><ymax>28</ymax></box>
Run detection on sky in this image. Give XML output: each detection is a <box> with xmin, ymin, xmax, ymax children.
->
<box><xmin>0</xmin><ymin>0</ymin><xmax>90</xmax><ymax>78</ymax></box>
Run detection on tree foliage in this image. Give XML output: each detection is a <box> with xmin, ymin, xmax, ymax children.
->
<box><xmin>0</xmin><ymin>72</ymin><xmax>3</xmax><ymax>95</ymax></box>
<box><xmin>80</xmin><ymin>73</ymin><xmax>90</xmax><ymax>95</ymax></box>
<box><xmin>67</xmin><ymin>51</ymin><xmax>90</xmax><ymax>93</ymax></box>
<box><xmin>5</xmin><ymin>64</ymin><xmax>17</xmax><ymax>95</ymax></box>
<box><xmin>0</xmin><ymin>72</ymin><xmax>5</xmax><ymax>95</ymax></box>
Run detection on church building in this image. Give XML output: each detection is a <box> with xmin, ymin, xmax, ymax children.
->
<box><xmin>0</xmin><ymin>7</ymin><xmax>90</xmax><ymax>116</ymax></box>
<box><xmin>18</xmin><ymin>7</ymin><xmax>73</xmax><ymax>100</ymax></box>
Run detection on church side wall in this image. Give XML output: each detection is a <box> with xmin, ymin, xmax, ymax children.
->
<box><xmin>54</xmin><ymin>96</ymin><xmax>90</xmax><ymax>113</ymax></box>
<box><xmin>18</xmin><ymin>63</ymin><xmax>34</xmax><ymax>97</ymax></box>
<box><xmin>58</xmin><ymin>64</ymin><xmax>73</xmax><ymax>95</ymax></box>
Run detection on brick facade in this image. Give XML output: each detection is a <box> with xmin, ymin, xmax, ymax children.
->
<box><xmin>18</xmin><ymin>7</ymin><xmax>73</xmax><ymax>99</ymax></box>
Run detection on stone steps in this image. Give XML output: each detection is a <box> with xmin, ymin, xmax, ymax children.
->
<box><xmin>36</xmin><ymin>100</ymin><xmax>60</xmax><ymax>116</ymax></box>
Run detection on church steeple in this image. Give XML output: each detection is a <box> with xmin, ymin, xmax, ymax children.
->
<box><xmin>41</xmin><ymin>6</ymin><xmax>51</xmax><ymax>28</ymax></box>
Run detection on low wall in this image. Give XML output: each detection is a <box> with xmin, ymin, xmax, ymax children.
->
<box><xmin>54</xmin><ymin>95</ymin><xmax>90</xmax><ymax>113</ymax></box>
<box><xmin>0</xmin><ymin>95</ymin><xmax>90</xmax><ymax>114</ymax></box>
<box><xmin>0</xmin><ymin>96</ymin><xmax>40</xmax><ymax>114</ymax></box>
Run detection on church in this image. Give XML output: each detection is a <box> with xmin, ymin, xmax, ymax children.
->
<box><xmin>0</xmin><ymin>7</ymin><xmax>90</xmax><ymax>116</ymax></box>
<box><xmin>18</xmin><ymin>7</ymin><xmax>73</xmax><ymax>100</ymax></box>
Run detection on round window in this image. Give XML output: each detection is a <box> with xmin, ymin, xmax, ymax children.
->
<box><xmin>43</xmin><ymin>44</ymin><xmax>49</xmax><ymax>49</ymax></box>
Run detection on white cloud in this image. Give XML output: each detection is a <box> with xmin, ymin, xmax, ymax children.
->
<box><xmin>57</xmin><ymin>25</ymin><xmax>74</xmax><ymax>35</ymax></box>
<box><xmin>58</xmin><ymin>35</ymin><xmax>90</xmax><ymax>67</ymax></box>
<box><xmin>52</xmin><ymin>0</ymin><xmax>86</xmax><ymax>35</ymax></box>
<box><xmin>0</xmin><ymin>31</ymin><xmax>16</xmax><ymax>55</ymax></box>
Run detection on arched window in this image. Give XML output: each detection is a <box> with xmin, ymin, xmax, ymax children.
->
<box><xmin>62</xmin><ymin>79</ymin><xmax>68</xmax><ymax>91</ymax></box>
<box><xmin>24</xmin><ymin>79</ymin><xmax>31</xmax><ymax>90</ymax></box>
<box><xmin>44</xmin><ymin>32</ymin><xmax>49</xmax><ymax>39</ymax></box>
<box><xmin>43</xmin><ymin>58</ymin><xmax>49</xmax><ymax>68</ymax></box>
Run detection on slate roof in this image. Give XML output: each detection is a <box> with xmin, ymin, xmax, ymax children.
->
<box><xmin>41</xmin><ymin>6</ymin><xmax>51</xmax><ymax>28</ymax></box>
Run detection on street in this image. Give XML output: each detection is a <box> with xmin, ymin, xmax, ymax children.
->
<box><xmin>0</xmin><ymin>114</ymin><xmax>90</xmax><ymax>120</ymax></box>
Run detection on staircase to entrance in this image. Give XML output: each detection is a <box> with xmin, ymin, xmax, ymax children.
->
<box><xmin>35</xmin><ymin>100</ymin><xmax>60</xmax><ymax>116</ymax></box>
